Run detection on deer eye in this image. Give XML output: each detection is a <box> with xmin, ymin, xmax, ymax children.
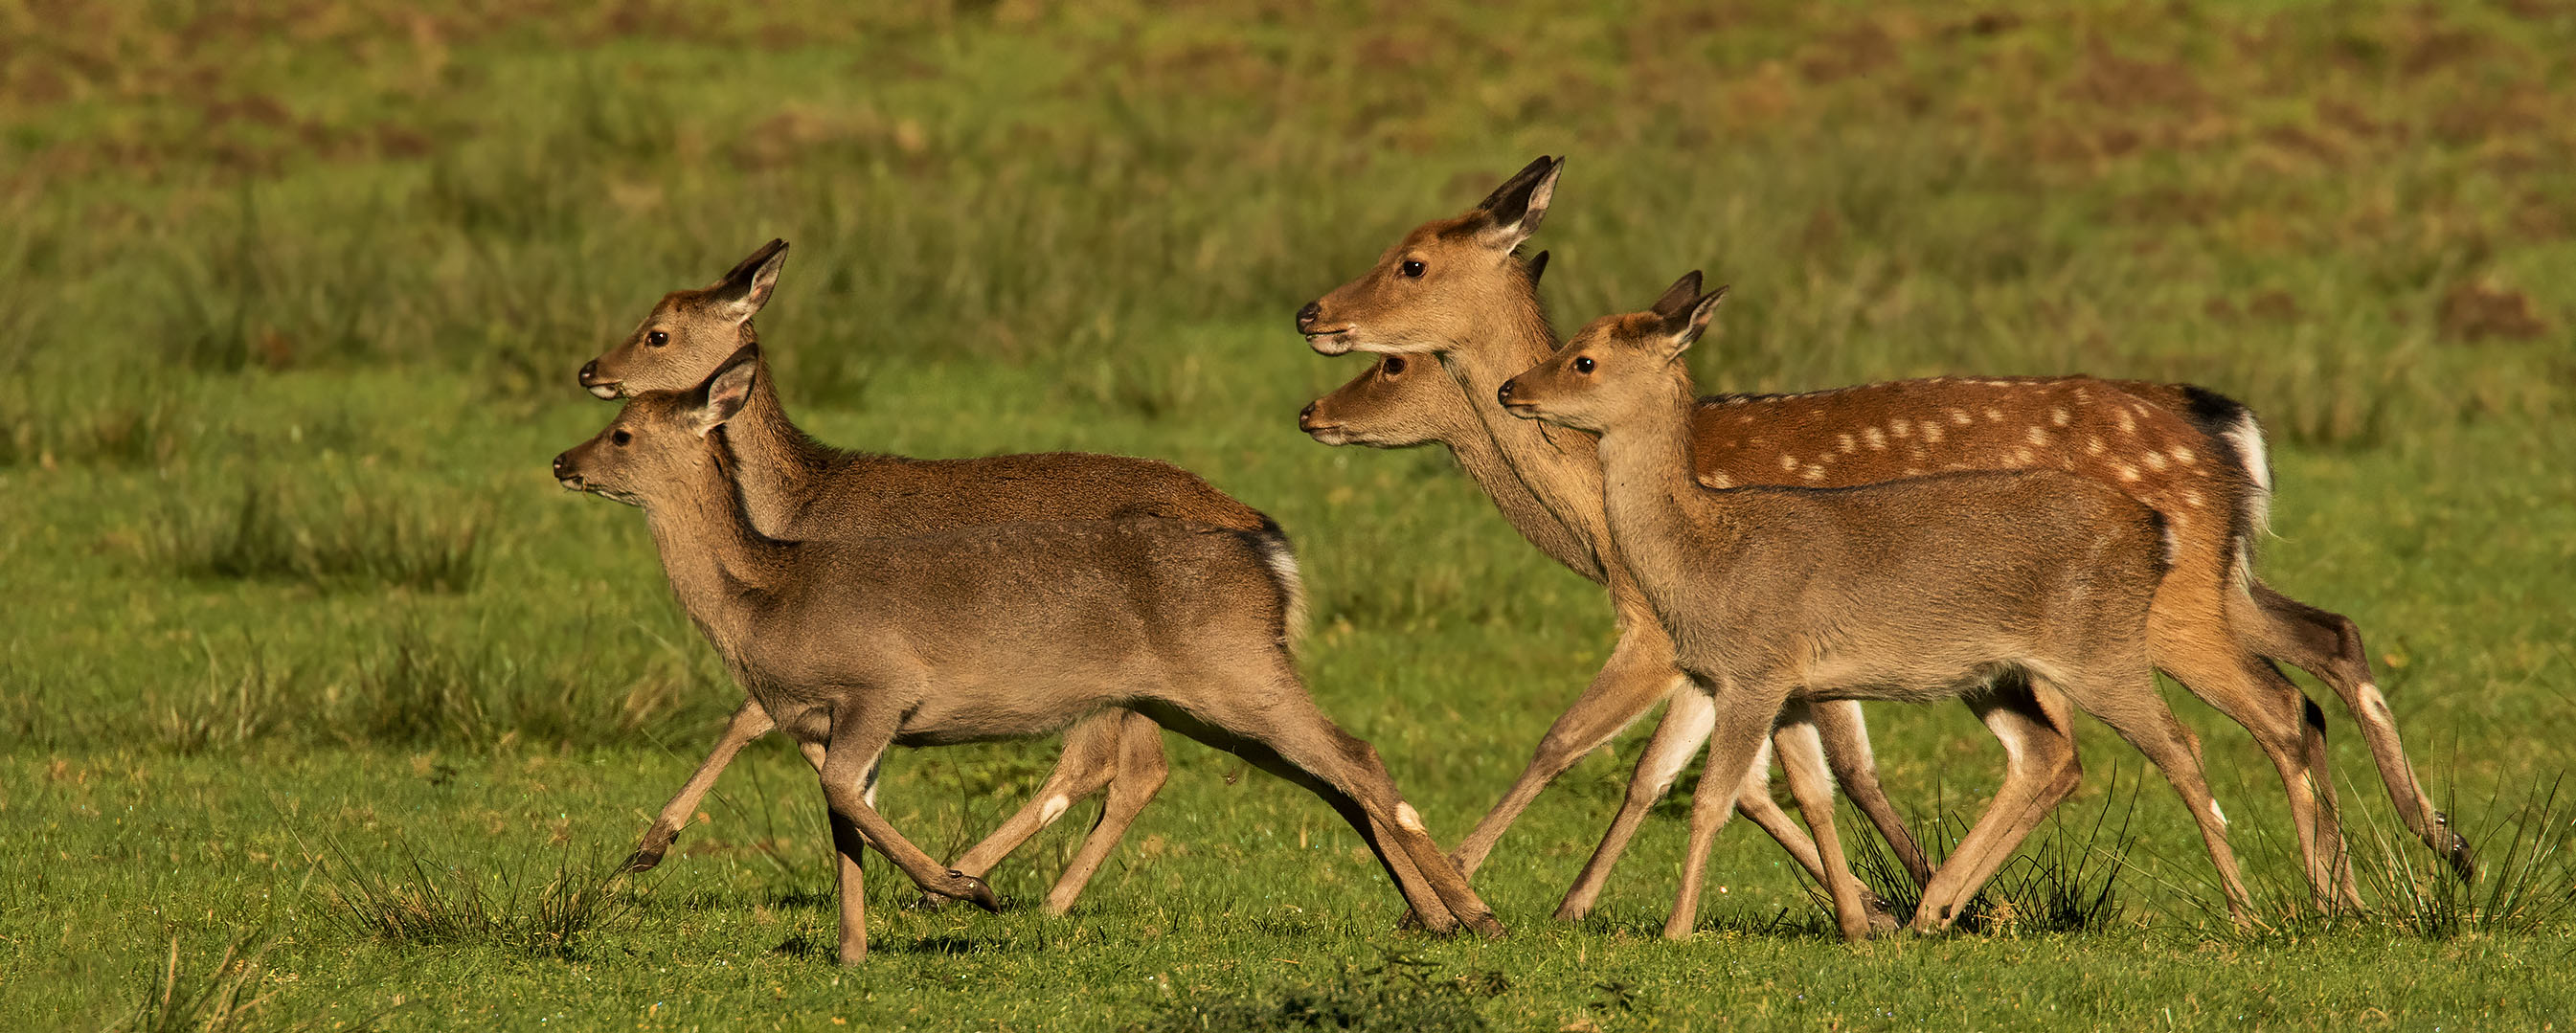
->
<box><xmin>1399</xmin><ymin>259</ymin><xmax>1426</xmax><ymax>279</ymax></box>
<box><xmin>1382</xmin><ymin>356</ymin><xmax>1407</xmax><ymax>375</ymax></box>
<box><xmin>1574</xmin><ymin>355</ymin><xmax>1595</xmax><ymax>373</ymax></box>
<box><xmin>612</xmin><ymin>429</ymin><xmax>633</xmax><ymax>445</ymax></box>
<box><xmin>646</xmin><ymin>330</ymin><xmax>669</xmax><ymax>348</ymax></box>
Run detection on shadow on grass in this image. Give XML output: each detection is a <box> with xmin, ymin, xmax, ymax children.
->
<box><xmin>1128</xmin><ymin>952</ymin><xmax>1504</xmax><ymax>1033</ymax></box>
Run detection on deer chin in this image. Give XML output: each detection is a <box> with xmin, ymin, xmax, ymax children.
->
<box><xmin>586</xmin><ymin>382</ymin><xmax>625</xmax><ymax>400</ymax></box>
<box><xmin>1303</xmin><ymin>328</ymin><xmax>1357</xmax><ymax>355</ymax></box>
<box><xmin>1301</xmin><ymin>424</ymin><xmax>1352</xmax><ymax>446</ymax></box>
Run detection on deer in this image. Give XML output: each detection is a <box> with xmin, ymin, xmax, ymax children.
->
<box><xmin>1295</xmin><ymin>156</ymin><xmax>2464</xmax><ymax>920</ymax></box>
<box><xmin>579</xmin><ymin>240</ymin><xmax>1229</xmax><ymax>915</ymax></box>
<box><xmin>551</xmin><ymin>354</ymin><xmax>1504</xmax><ymax>963</ymax></box>
<box><xmin>1497</xmin><ymin>274</ymin><xmax>2252</xmax><ymax>940</ymax></box>
<box><xmin>1299</xmin><ymin>328</ymin><xmax>1940</xmax><ymax>923</ymax></box>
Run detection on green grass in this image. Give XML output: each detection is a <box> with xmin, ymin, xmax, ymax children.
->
<box><xmin>5</xmin><ymin>1</ymin><xmax>2576</xmax><ymax>1028</ymax></box>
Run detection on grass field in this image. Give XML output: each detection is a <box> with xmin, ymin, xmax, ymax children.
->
<box><xmin>5</xmin><ymin>2</ymin><xmax>2574</xmax><ymax>1028</ymax></box>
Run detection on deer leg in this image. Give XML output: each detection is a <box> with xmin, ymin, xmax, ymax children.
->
<box><xmin>816</xmin><ymin>702</ymin><xmax>999</xmax><ymax>967</ymax></box>
<box><xmin>1044</xmin><ymin>710</ymin><xmax>1169</xmax><ymax>915</ymax></box>
<box><xmin>1450</xmin><ymin>621</ymin><xmax>1683</xmax><ymax>879</ymax></box>
<box><xmin>1663</xmin><ymin>675</ymin><xmax>1791</xmax><ymax>940</ymax></box>
<box><xmin>627</xmin><ymin>699</ymin><xmax>776</xmax><ymax>872</ymax></box>
<box><xmin>2061</xmin><ymin>666</ymin><xmax>2255</xmax><ymax>925</ymax></box>
<box><xmin>2155</xmin><ymin>612</ymin><xmax>2359</xmax><ymax>909</ymax></box>
<box><xmin>1911</xmin><ymin>677</ymin><xmax>2083</xmax><ymax>933</ymax></box>
<box><xmin>1814</xmin><ymin>700</ymin><xmax>1933</xmax><ymax>890</ymax></box>
<box><xmin>916</xmin><ymin>709</ymin><xmax>1130</xmax><ymax>910</ymax></box>
<box><xmin>2242</xmin><ymin>579</ymin><xmax>2472</xmax><ymax>881</ymax></box>
<box><xmin>1141</xmin><ymin>677</ymin><xmax>1504</xmax><ymax>939</ymax></box>
<box><xmin>1774</xmin><ymin>703</ymin><xmax>1873</xmax><ymax>942</ymax></box>
<box><xmin>1554</xmin><ymin>684</ymin><xmax>1717</xmax><ymax>922</ymax></box>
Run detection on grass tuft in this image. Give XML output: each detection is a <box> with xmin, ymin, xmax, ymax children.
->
<box><xmin>318</xmin><ymin>835</ymin><xmax>643</xmax><ymax>959</ymax></box>
<box><xmin>160</xmin><ymin>483</ymin><xmax>482</xmax><ymax>594</ymax></box>
<box><xmin>109</xmin><ymin>931</ymin><xmax>372</xmax><ymax>1033</ymax></box>
<box><xmin>1846</xmin><ymin>775</ymin><xmax>2140</xmax><ymax>936</ymax></box>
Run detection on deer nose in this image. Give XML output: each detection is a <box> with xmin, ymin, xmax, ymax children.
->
<box><xmin>577</xmin><ymin>359</ymin><xmax>599</xmax><ymax>386</ymax></box>
<box><xmin>1296</xmin><ymin>401</ymin><xmax>1319</xmax><ymax>430</ymax></box>
<box><xmin>1295</xmin><ymin>302</ymin><xmax>1322</xmax><ymax>332</ymax></box>
<box><xmin>1496</xmin><ymin>380</ymin><xmax>1517</xmax><ymax>404</ymax></box>
<box><xmin>552</xmin><ymin>453</ymin><xmax>574</xmax><ymax>479</ymax></box>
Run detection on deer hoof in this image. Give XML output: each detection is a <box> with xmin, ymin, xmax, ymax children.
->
<box><xmin>949</xmin><ymin>871</ymin><xmax>1001</xmax><ymax>912</ymax></box>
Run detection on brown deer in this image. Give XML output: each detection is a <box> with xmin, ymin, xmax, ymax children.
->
<box><xmin>1296</xmin><ymin>156</ymin><xmax>2462</xmax><ymax>915</ymax></box>
<box><xmin>552</xmin><ymin>357</ymin><xmax>1503</xmax><ymax>963</ymax></box>
<box><xmin>1300</xmin><ymin>341</ymin><xmax>1939</xmax><ymax>917</ymax></box>
<box><xmin>1497</xmin><ymin>275</ymin><xmax>2251</xmax><ymax>939</ymax></box>
<box><xmin>579</xmin><ymin>241</ymin><xmax>1231</xmax><ymax>914</ymax></box>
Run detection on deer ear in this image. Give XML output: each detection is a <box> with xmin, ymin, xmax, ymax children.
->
<box><xmin>1649</xmin><ymin>271</ymin><xmax>1704</xmax><ymax>323</ymax></box>
<box><xmin>1526</xmin><ymin>250</ymin><xmax>1551</xmax><ymax>286</ymax></box>
<box><xmin>692</xmin><ymin>348</ymin><xmax>760</xmax><ymax>436</ymax></box>
<box><xmin>708</xmin><ymin>239</ymin><xmax>788</xmax><ymax>324</ymax></box>
<box><xmin>1471</xmin><ymin>156</ymin><xmax>1561</xmax><ymax>251</ymax></box>
<box><xmin>1664</xmin><ymin>285</ymin><xmax>1730</xmax><ymax>360</ymax></box>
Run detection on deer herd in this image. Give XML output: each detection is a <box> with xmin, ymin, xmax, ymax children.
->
<box><xmin>552</xmin><ymin>156</ymin><xmax>2465</xmax><ymax>965</ymax></box>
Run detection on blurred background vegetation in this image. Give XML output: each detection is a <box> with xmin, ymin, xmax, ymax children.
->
<box><xmin>3</xmin><ymin>2</ymin><xmax>2573</xmax><ymax>1028</ymax></box>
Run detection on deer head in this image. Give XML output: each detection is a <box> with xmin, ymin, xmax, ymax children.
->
<box><xmin>578</xmin><ymin>239</ymin><xmax>787</xmax><ymax>399</ymax></box>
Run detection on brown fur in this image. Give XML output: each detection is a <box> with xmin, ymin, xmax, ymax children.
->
<box><xmin>581</xmin><ymin>241</ymin><xmax>1276</xmax><ymax>913</ymax></box>
<box><xmin>1301</xmin><ymin>347</ymin><xmax>1937</xmax><ymax>920</ymax></box>
<box><xmin>553</xmin><ymin>363</ymin><xmax>1502</xmax><ymax>964</ymax></box>
<box><xmin>1500</xmin><ymin>281</ymin><xmax>2252</xmax><ymax>939</ymax></box>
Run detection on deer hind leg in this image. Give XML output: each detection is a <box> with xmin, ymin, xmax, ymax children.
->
<box><xmin>1774</xmin><ymin>702</ymin><xmax>1875</xmax><ymax>942</ymax></box>
<box><xmin>1044</xmin><ymin>710</ymin><xmax>1169</xmax><ymax>914</ymax></box>
<box><xmin>1814</xmin><ymin>699</ymin><xmax>1934</xmax><ymax>890</ymax></box>
<box><xmin>1138</xmin><ymin>680</ymin><xmax>1503</xmax><ymax>939</ymax></box>
<box><xmin>1911</xmin><ymin>674</ymin><xmax>2083</xmax><ymax>933</ymax></box>
<box><xmin>1450</xmin><ymin>619</ymin><xmax>1682</xmax><ymax>879</ymax></box>
<box><xmin>923</xmin><ymin>708</ymin><xmax>1132</xmax><ymax>910</ymax></box>
<box><xmin>628</xmin><ymin>699</ymin><xmax>777</xmax><ymax>872</ymax></box>
<box><xmin>1554</xmin><ymin>679</ymin><xmax>1711</xmax><ymax>922</ymax></box>
<box><xmin>2242</xmin><ymin>580</ymin><xmax>2473</xmax><ymax>882</ymax></box>
<box><xmin>1662</xmin><ymin>675</ymin><xmax>1792</xmax><ymax>940</ymax></box>
<box><xmin>2154</xmin><ymin>608</ymin><xmax>2358</xmax><ymax>910</ymax></box>
<box><xmin>2058</xmin><ymin>661</ymin><xmax>2256</xmax><ymax>925</ymax></box>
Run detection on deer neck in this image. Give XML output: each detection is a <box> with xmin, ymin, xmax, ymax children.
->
<box><xmin>639</xmin><ymin>433</ymin><xmax>799</xmax><ymax>651</ymax></box>
<box><xmin>1428</xmin><ymin>280</ymin><xmax>1616</xmax><ymax>571</ymax></box>
<box><xmin>1590</xmin><ymin>380</ymin><xmax>1745</xmax><ymax>618</ymax></box>
<box><xmin>1439</xmin><ymin>425</ymin><xmax>1609</xmax><ymax>585</ymax></box>
<box><xmin>718</xmin><ymin>354</ymin><xmax>845</xmax><ymax>536</ymax></box>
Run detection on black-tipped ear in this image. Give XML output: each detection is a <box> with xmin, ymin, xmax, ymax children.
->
<box><xmin>1650</xmin><ymin>271</ymin><xmax>1705</xmax><ymax>324</ymax></box>
<box><xmin>709</xmin><ymin>239</ymin><xmax>789</xmax><ymax>323</ymax></box>
<box><xmin>691</xmin><ymin>348</ymin><xmax>760</xmax><ymax>436</ymax></box>
<box><xmin>1472</xmin><ymin>156</ymin><xmax>1562</xmax><ymax>251</ymax></box>
<box><xmin>1526</xmin><ymin>250</ymin><xmax>1551</xmax><ymax>286</ymax></box>
<box><xmin>1666</xmin><ymin>285</ymin><xmax>1730</xmax><ymax>358</ymax></box>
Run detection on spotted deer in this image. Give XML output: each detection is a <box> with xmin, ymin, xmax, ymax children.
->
<box><xmin>579</xmin><ymin>240</ymin><xmax>1225</xmax><ymax>914</ymax></box>
<box><xmin>553</xmin><ymin>358</ymin><xmax>1503</xmax><ymax>963</ymax></box>
<box><xmin>1499</xmin><ymin>275</ymin><xmax>2251</xmax><ymax>939</ymax></box>
<box><xmin>1300</xmin><ymin>339</ymin><xmax>1940</xmax><ymax>917</ymax></box>
<box><xmin>1296</xmin><ymin>156</ymin><xmax>2464</xmax><ymax>915</ymax></box>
